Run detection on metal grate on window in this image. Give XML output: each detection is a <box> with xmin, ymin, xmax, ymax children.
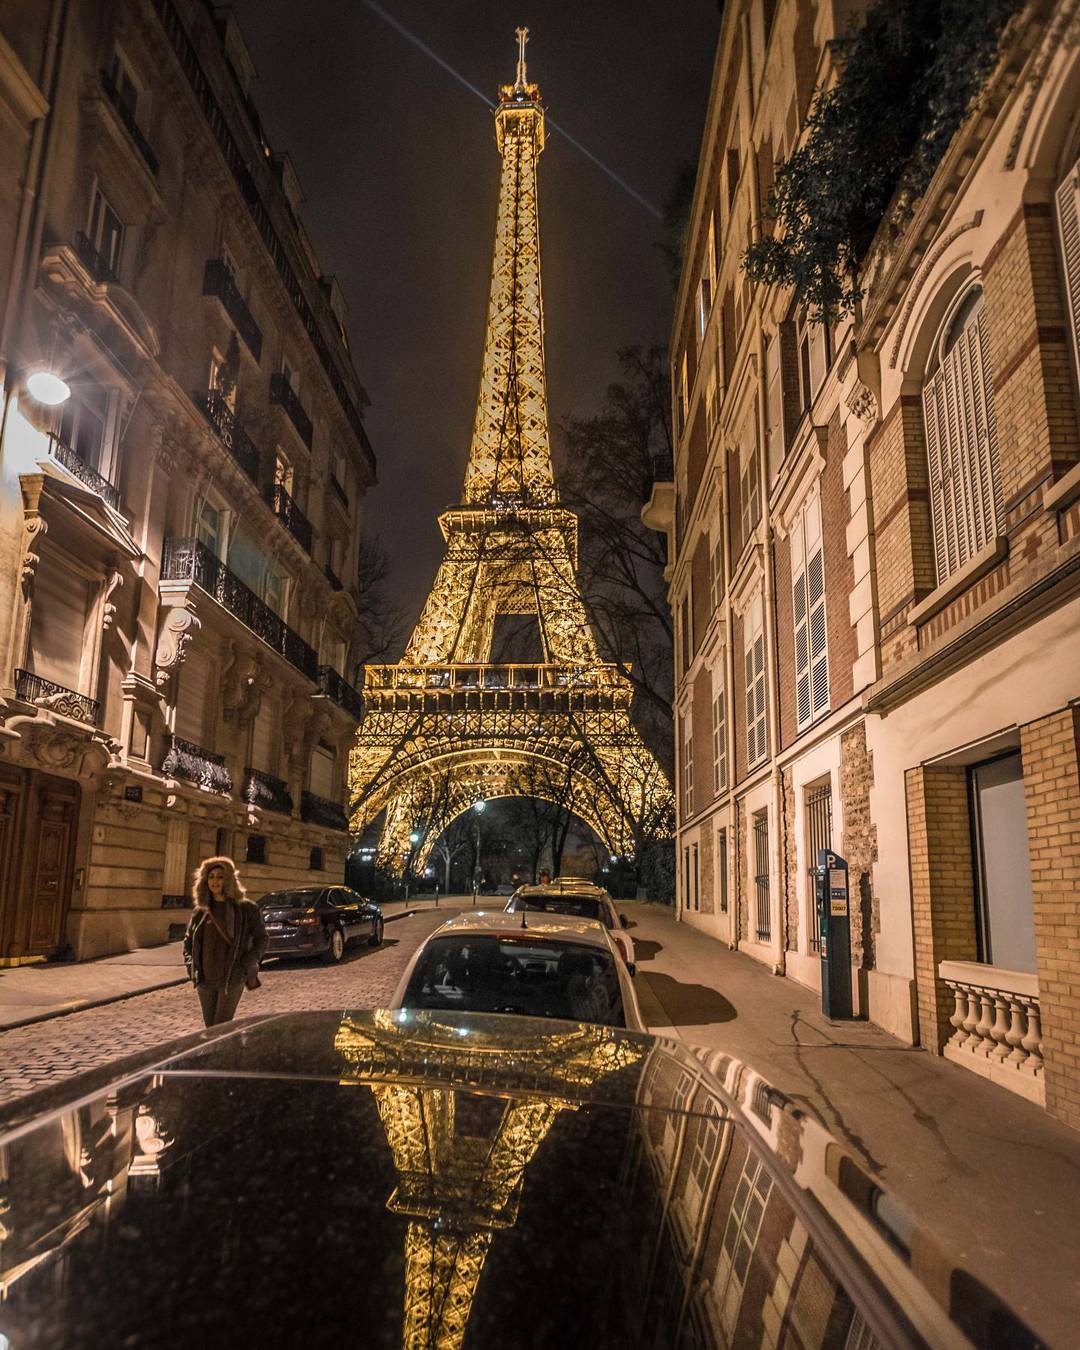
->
<box><xmin>753</xmin><ymin>810</ymin><xmax>770</xmax><ymax>942</ymax></box>
<box><xmin>718</xmin><ymin>828</ymin><xmax>729</xmax><ymax>912</ymax></box>
<box><xmin>806</xmin><ymin>783</ymin><xmax>832</xmax><ymax>955</ymax></box>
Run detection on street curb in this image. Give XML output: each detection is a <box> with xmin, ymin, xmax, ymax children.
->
<box><xmin>0</xmin><ymin>907</ymin><xmax>423</xmax><ymax>1036</ymax></box>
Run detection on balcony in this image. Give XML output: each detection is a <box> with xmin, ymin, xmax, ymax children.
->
<box><xmin>46</xmin><ymin>433</ymin><xmax>120</xmax><ymax>510</ymax></box>
<box><xmin>202</xmin><ymin>259</ymin><xmax>263</xmax><ymax>361</ymax></box>
<box><xmin>269</xmin><ymin>372</ymin><xmax>313</xmax><ymax>448</ymax></box>
<box><xmin>161</xmin><ymin>538</ymin><xmax>319</xmax><ymax>681</ymax></box>
<box><xmin>100</xmin><ymin>69</ymin><xmax>159</xmax><ymax>176</ymax></box>
<box><xmin>15</xmin><ymin>669</ymin><xmax>99</xmax><ymax>725</ymax></box>
<box><xmin>264</xmin><ymin>482</ymin><xmax>313</xmax><ymax>553</ymax></box>
<box><xmin>300</xmin><ymin>789</ymin><xmax>349</xmax><ymax>832</ymax></box>
<box><xmin>193</xmin><ymin>390</ymin><xmax>261</xmax><ymax>483</ymax></box>
<box><xmin>316</xmin><ymin>665</ymin><xmax>363</xmax><ymax>720</ymax></box>
<box><xmin>939</xmin><ymin>961</ymin><xmax>1045</xmax><ymax>1105</ymax></box>
<box><xmin>160</xmin><ymin>734</ymin><xmax>232</xmax><ymax>793</ymax></box>
<box><xmin>242</xmin><ymin>766</ymin><xmax>293</xmax><ymax>815</ymax></box>
<box><xmin>323</xmin><ymin>563</ymin><xmax>342</xmax><ymax>591</ymax></box>
<box><xmin>73</xmin><ymin>231</ymin><xmax>119</xmax><ymax>286</ymax></box>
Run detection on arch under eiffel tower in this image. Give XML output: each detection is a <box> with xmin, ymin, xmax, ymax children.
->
<box><xmin>350</xmin><ymin>32</ymin><xmax>672</xmax><ymax>868</ymax></box>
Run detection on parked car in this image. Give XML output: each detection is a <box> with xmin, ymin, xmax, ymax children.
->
<box><xmin>258</xmin><ymin>886</ymin><xmax>383</xmax><ymax>963</ymax></box>
<box><xmin>506</xmin><ymin>883</ymin><xmax>635</xmax><ymax>971</ymax></box>
<box><xmin>391</xmin><ymin>910</ymin><xmax>645</xmax><ymax>1030</ymax></box>
<box><xmin>0</xmin><ymin>1009</ymin><xmax>1038</xmax><ymax>1349</ymax></box>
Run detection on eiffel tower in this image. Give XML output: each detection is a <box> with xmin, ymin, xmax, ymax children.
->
<box><xmin>350</xmin><ymin>31</ymin><xmax>672</xmax><ymax>867</ymax></box>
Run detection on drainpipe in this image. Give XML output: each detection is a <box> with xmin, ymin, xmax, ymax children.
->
<box><xmin>0</xmin><ymin>0</ymin><xmax>70</xmax><ymax>383</ymax></box>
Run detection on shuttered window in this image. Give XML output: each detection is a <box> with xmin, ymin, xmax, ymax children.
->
<box><xmin>175</xmin><ymin>646</ymin><xmax>211</xmax><ymax>744</ymax></box>
<box><xmin>764</xmin><ymin>333</ymin><xmax>784</xmax><ymax>479</ymax></box>
<box><xmin>744</xmin><ymin>595</ymin><xmax>767</xmax><ymax>768</ymax></box>
<box><xmin>739</xmin><ymin>440</ymin><xmax>760</xmax><ymax>552</ymax></box>
<box><xmin>28</xmin><ymin>556</ymin><xmax>90</xmax><ymax>690</ymax></box>
<box><xmin>791</xmin><ymin>494</ymin><xmax>828</xmax><ymax>730</ymax></box>
<box><xmin>1057</xmin><ymin>158</ymin><xmax>1080</xmax><ymax>393</ymax></box>
<box><xmin>921</xmin><ymin>287</ymin><xmax>1002</xmax><ymax>583</ymax></box>
<box><xmin>712</xmin><ymin>669</ymin><xmax>727</xmax><ymax>794</ymax></box>
<box><xmin>682</xmin><ymin>711</ymin><xmax>694</xmax><ymax>816</ymax></box>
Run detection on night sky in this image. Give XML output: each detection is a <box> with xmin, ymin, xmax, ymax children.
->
<box><xmin>231</xmin><ymin>1</ymin><xmax>719</xmax><ymax>638</ymax></box>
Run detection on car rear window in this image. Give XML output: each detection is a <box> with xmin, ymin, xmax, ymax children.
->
<box><xmin>509</xmin><ymin>895</ymin><xmax>611</xmax><ymax>927</ymax></box>
<box><xmin>403</xmin><ymin>935</ymin><xmax>625</xmax><ymax>1027</ymax></box>
<box><xmin>258</xmin><ymin>892</ymin><xmax>319</xmax><ymax>909</ymax></box>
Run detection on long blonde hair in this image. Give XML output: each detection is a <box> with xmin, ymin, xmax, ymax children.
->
<box><xmin>192</xmin><ymin>855</ymin><xmax>246</xmax><ymax>908</ymax></box>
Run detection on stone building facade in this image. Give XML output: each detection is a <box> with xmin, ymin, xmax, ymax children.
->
<box><xmin>648</xmin><ymin>0</ymin><xmax>1080</xmax><ymax>1131</ymax></box>
<box><xmin>0</xmin><ymin>0</ymin><xmax>375</xmax><ymax>961</ymax></box>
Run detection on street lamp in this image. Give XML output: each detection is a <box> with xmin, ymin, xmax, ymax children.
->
<box><xmin>25</xmin><ymin>370</ymin><xmax>71</xmax><ymax>406</ymax></box>
<box><xmin>405</xmin><ymin>831</ymin><xmax>420</xmax><ymax>899</ymax></box>
<box><xmin>472</xmin><ymin>801</ymin><xmax>486</xmax><ymax>904</ymax></box>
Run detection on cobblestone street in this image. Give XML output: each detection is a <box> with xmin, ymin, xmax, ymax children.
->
<box><xmin>0</xmin><ymin>909</ymin><xmax>452</xmax><ymax>1104</ymax></box>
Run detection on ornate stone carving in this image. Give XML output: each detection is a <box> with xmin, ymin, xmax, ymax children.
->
<box><xmin>154</xmin><ymin>604</ymin><xmax>201</xmax><ymax>685</ymax></box>
<box><xmin>846</xmin><ymin>381</ymin><xmax>878</xmax><ymax>426</ymax></box>
<box><xmin>221</xmin><ymin>643</ymin><xmax>271</xmax><ymax>724</ymax></box>
<box><xmin>102</xmin><ymin>568</ymin><xmax>124</xmax><ymax>630</ymax></box>
<box><xmin>19</xmin><ymin>475</ymin><xmax>48</xmax><ymax>592</ymax></box>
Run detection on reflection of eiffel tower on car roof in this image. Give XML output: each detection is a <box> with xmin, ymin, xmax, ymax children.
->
<box><xmin>349</xmin><ymin>32</ymin><xmax>672</xmax><ymax>866</ymax></box>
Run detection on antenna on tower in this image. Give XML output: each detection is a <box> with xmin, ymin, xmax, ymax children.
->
<box><xmin>514</xmin><ymin>26</ymin><xmax>529</xmax><ymax>90</ymax></box>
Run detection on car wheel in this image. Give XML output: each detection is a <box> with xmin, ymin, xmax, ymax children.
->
<box><xmin>368</xmin><ymin>918</ymin><xmax>384</xmax><ymax>947</ymax></box>
<box><xmin>324</xmin><ymin>927</ymin><xmax>345</xmax><ymax>963</ymax></box>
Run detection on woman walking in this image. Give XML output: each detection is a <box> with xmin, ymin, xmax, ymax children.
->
<box><xmin>183</xmin><ymin>856</ymin><xmax>267</xmax><ymax>1027</ymax></box>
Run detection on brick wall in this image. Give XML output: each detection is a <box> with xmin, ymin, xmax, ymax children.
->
<box><xmin>1020</xmin><ymin>707</ymin><xmax>1080</xmax><ymax>1133</ymax></box>
<box><xmin>700</xmin><ymin>824</ymin><xmax>715</xmax><ymax>915</ymax></box>
<box><xmin>840</xmin><ymin>723</ymin><xmax>878</xmax><ymax>971</ymax></box>
<box><xmin>905</xmin><ymin>765</ymin><xmax>979</xmax><ymax>1051</ymax></box>
<box><xmin>736</xmin><ymin>802</ymin><xmax>749</xmax><ymax>942</ymax></box>
<box><xmin>823</xmin><ymin>409</ymin><xmax>855</xmax><ymax>708</ymax></box>
<box><xmin>869</xmin><ymin>396</ymin><xmax>934</xmax><ymax>634</ymax></box>
<box><xmin>783</xmin><ymin>766</ymin><xmax>799</xmax><ymax>951</ymax></box>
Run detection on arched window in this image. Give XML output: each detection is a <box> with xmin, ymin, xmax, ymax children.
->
<box><xmin>921</xmin><ymin>285</ymin><xmax>1002</xmax><ymax>583</ymax></box>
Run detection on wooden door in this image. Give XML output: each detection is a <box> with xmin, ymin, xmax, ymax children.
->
<box><xmin>25</xmin><ymin>775</ymin><xmax>80</xmax><ymax>955</ymax></box>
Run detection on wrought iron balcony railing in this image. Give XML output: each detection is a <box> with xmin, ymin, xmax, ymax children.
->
<box><xmin>193</xmin><ymin>390</ymin><xmax>261</xmax><ymax>483</ymax></box>
<box><xmin>100</xmin><ymin>69</ymin><xmax>160</xmax><ymax>176</ymax></box>
<box><xmin>316</xmin><ymin>665</ymin><xmax>363</xmax><ymax>719</ymax></box>
<box><xmin>73</xmin><ymin>231</ymin><xmax>120</xmax><ymax>286</ymax></box>
<box><xmin>264</xmin><ymin>482</ymin><xmax>313</xmax><ymax>553</ymax></box>
<box><xmin>15</xmin><ymin>669</ymin><xmax>100</xmax><ymax>725</ymax></box>
<box><xmin>323</xmin><ymin>563</ymin><xmax>342</xmax><ymax>591</ymax></box>
<box><xmin>300</xmin><ymin>789</ymin><xmax>349</xmax><ymax>832</ymax></box>
<box><xmin>47</xmin><ymin>433</ymin><xmax>120</xmax><ymax>509</ymax></box>
<box><xmin>242</xmin><ymin>767</ymin><xmax>293</xmax><ymax>815</ymax></box>
<box><xmin>269</xmin><ymin>372</ymin><xmax>313</xmax><ymax>448</ymax></box>
<box><xmin>202</xmin><ymin>259</ymin><xmax>263</xmax><ymax>361</ymax></box>
<box><xmin>160</xmin><ymin>734</ymin><xmax>232</xmax><ymax>793</ymax></box>
<box><xmin>161</xmin><ymin>538</ymin><xmax>319</xmax><ymax>680</ymax></box>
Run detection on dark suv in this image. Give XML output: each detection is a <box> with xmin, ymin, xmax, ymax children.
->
<box><xmin>259</xmin><ymin>887</ymin><xmax>383</xmax><ymax>963</ymax></box>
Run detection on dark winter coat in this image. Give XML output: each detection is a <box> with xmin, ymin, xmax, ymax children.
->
<box><xmin>183</xmin><ymin>899</ymin><xmax>267</xmax><ymax>989</ymax></box>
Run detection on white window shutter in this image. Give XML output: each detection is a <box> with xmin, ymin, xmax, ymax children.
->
<box><xmin>1056</xmin><ymin>161</ymin><xmax>1080</xmax><ymax>396</ymax></box>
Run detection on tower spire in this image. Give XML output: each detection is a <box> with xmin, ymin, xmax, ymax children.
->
<box><xmin>515</xmin><ymin>25</ymin><xmax>529</xmax><ymax>89</ymax></box>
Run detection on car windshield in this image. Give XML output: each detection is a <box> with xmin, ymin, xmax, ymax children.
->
<box><xmin>258</xmin><ymin>892</ymin><xmax>319</xmax><ymax>909</ymax></box>
<box><xmin>509</xmin><ymin>894</ymin><xmax>611</xmax><ymax>927</ymax></box>
<box><xmin>403</xmin><ymin>935</ymin><xmax>625</xmax><ymax>1027</ymax></box>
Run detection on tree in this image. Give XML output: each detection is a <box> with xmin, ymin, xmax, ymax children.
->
<box><xmin>354</xmin><ymin>535</ymin><xmax>408</xmax><ymax>672</ymax></box>
<box><xmin>557</xmin><ymin>344</ymin><xmax>674</xmax><ymax>771</ymax></box>
<box><xmin>429</xmin><ymin>811</ymin><xmax>475</xmax><ymax>893</ymax></box>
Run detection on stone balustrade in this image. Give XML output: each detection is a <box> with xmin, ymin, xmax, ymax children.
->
<box><xmin>939</xmin><ymin>960</ymin><xmax>1044</xmax><ymax>1105</ymax></box>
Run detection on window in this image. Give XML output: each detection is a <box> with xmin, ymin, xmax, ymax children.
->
<box><xmin>969</xmin><ymin>753</ymin><xmax>1036</xmax><ymax>972</ymax></box>
<box><xmin>738</xmin><ymin>436</ymin><xmax>760</xmax><ymax>553</ymax></box>
<box><xmin>109</xmin><ymin>50</ymin><xmax>141</xmax><ymax>122</ymax></box>
<box><xmin>922</xmin><ymin>286</ymin><xmax>1001</xmax><ymax>583</ymax></box>
<box><xmin>687</xmin><ymin>1101</ymin><xmax>722</xmax><ymax>1207</ymax></box>
<box><xmin>250</xmin><ymin>702</ymin><xmax>275</xmax><ymax>774</ymax></box>
<box><xmin>309</xmin><ymin>742</ymin><xmax>335</xmax><ymax>797</ymax></box>
<box><xmin>209</xmin><ymin>346</ymin><xmax>237</xmax><ymax>409</ymax></box>
<box><xmin>708</xmin><ymin>531</ymin><xmax>723</xmax><ymax>613</ymax></box>
<box><xmin>805</xmin><ymin>781</ymin><xmax>832</xmax><ymax>955</ymax></box>
<box><xmin>246</xmin><ymin>834</ymin><xmax>266</xmax><ymax>865</ymax></box>
<box><xmin>791</xmin><ymin>493</ymin><xmax>828</xmax><ymax>730</ymax></box>
<box><xmin>680</xmin><ymin>593</ymin><xmax>692</xmax><ymax>675</ymax></box>
<box><xmin>698</xmin><ymin>272</ymin><xmax>712</xmax><ymax>341</ymax></box>
<box><xmin>677</xmin><ymin>352</ymin><xmax>689</xmax><ymax>435</ymax></box>
<box><xmin>274</xmin><ymin>450</ymin><xmax>293</xmax><ymax>493</ymax></box>
<box><xmin>194</xmin><ymin>498</ymin><xmax>225</xmax><ymax>558</ymax></box>
<box><xmin>752</xmin><ymin>809</ymin><xmax>770</xmax><ymax>941</ymax></box>
<box><xmin>28</xmin><ymin>553</ymin><xmax>91</xmax><ymax>692</ymax></box>
<box><xmin>88</xmin><ymin>187</ymin><xmax>124</xmax><ymax>277</ymax></box>
<box><xmin>711</xmin><ymin>1152</ymin><xmax>773</xmax><ymax>1336</ymax></box>
<box><xmin>705</xmin><ymin>366</ymin><xmax>718</xmax><ymax>440</ymax></box>
<box><xmin>1058</xmin><ymin>155</ymin><xmax>1080</xmax><ymax>390</ymax></box>
<box><xmin>764</xmin><ymin>332</ymin><xmax>784</xmax><ymax>478</ymax></box>
<box><xmin>797</xmin><ymin>308</ymin><xmax>832</xmax><ymax>413</ymax></box>
<box><xmin>726</xmin><ymin>147</ymin><xmax>740</xmax><ymax>207</ymax></box>
<box><xmin>744</xmin><ymin>595</ymin><xmax>767</xmax><ymax>768</ymax></box>
<box><xmin>215</xmin><ymin>827</ymin><xmax>232</xmax><ymax>856</ymax></box>
<box><xmin>221</xmin><ymin>240</ymin><xmax>242</xmax><ymax>286</ymax></box>
<box><xmin>717</xmin><ymin>828</ymin><xmax>729</xmax><ymax>912</ymax></box>
<box><xmin>712</xmin><ymin>670</ymin><xmax>727</xmax><ymax>794</ymax></box>
<box><xmin>309</xmin><ymin>846</ymin><xmax>324</xmax><ymax>871</ymax></box>
<box><xmin>58</xmin><ymin>380</ymin><xmax>109</xmax><ymax>469</ymax></box>
<box><xmin>682</xmin><ymin>711</ymin><xmax>694</xmax><ymax>816</ymax></box>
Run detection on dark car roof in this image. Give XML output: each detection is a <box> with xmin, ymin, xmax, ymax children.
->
<box><xmin>0</xmin><ymin>1011</ymin><xmax>1035</xmax><ymax>1350</ymax></box>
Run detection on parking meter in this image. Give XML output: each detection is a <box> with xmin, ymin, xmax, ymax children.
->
<box><xmin>815</xmin><ymin>849</ymin><xmax>853</xmax><ymax>1020</ymax></box>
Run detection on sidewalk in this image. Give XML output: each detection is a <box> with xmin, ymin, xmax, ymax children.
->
<box><xmin>627</xmin><ymin>901</ymin><xmax>1080</xmax><ymax>1349</ymax></box>
<box><xmin>0</xmin><ymin>901</ymin><xmax>427</xmax><ymax>1032</ymax></box>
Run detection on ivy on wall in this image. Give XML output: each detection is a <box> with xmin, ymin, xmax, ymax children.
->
<box><xmin>742</xmin><ymin>0</ymin><xmax>1025</xmax><ymax>323</ymax></box>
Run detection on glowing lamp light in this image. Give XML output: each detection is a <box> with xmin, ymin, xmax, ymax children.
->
<box><xmin>26</xmin><ymin>370</ymin><xmax>71</xmax><ymax>406</ymax></box>
<box><xmin>473</xmin><ymin>800</ymin><xmax>486</xmax><ymax>813</ymax></box>
<box><xmin>409</xmin><ymin>832</ymin><xmax>420</xmax><ymax>845</ymax></box>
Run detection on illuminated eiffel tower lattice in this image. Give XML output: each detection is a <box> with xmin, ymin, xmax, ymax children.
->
<box><xmin>336</xmin><ymin>1011</ymin><xmax>645</xmax><ymax>1349</ymax></box>
<box><xmin>350</xmin><ymin>30</ymin><xmax>672</xmax><ymax>867</ymax></box>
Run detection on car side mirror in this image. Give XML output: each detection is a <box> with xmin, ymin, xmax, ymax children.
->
<box><xmin>619</xmin><ymin>914</ymin><xmax>629</xmax><ymax>928</ymax></box>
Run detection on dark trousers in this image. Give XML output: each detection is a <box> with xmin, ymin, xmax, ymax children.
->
<box><xmin>197</xmin><ymin>980</ymin><xmax>246</xmax><ymax>1028</ymax></box>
